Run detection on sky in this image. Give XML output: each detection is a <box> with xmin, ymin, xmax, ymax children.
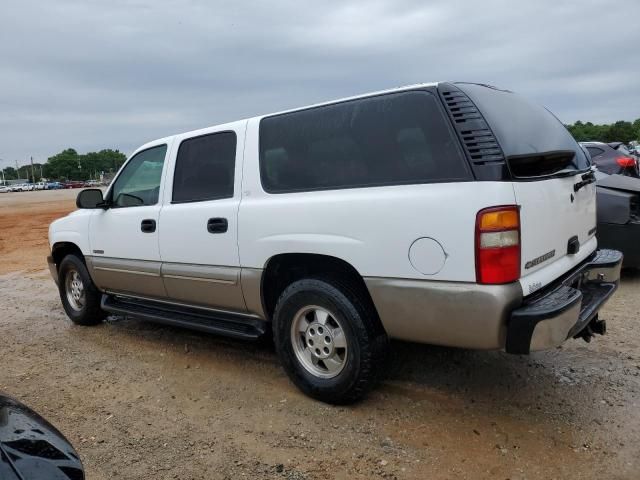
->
<box><xmin>1</xmin><ymin>0</ymin><xmax>639</xmax><ymax>168</ymax></box>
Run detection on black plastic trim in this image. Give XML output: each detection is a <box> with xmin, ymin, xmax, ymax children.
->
<box><xmin>506</xmin><ymin>286</ymin><xmax>582</xmax><ymax>354</ymax></box>
<box><xmin>437</xmin><ymin>82</ymin><xmax>508</xmax><ymax>181</ymax></box>
<box><xmin>101</xmin><ymin>294</ymin><xmax>266</xmax><ymax>340</ymax></box>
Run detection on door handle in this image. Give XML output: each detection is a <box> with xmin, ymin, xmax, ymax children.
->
<box><xmin>141</xmin><ymin>219</ymin><xmax>156</xmax><ymax>233</ymax></box>
<box><xmin>207</xmin><ymin>217</ymin><xmax>228</xmax><ymax>234</ymax></box>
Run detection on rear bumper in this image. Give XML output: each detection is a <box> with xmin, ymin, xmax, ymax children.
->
<box><xmin>505</xmin><ymin>249</ymin><xmax>622</xmax><ymax>354</ymax></box>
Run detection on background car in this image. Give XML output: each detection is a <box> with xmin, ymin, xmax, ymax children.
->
<box><xmin>45</xmin><ymin>181</ymin><xmax>63</xmax><ymax>190</ymax></box>
<box><xmin>63</xmin><ymin>181</ymin><xmax>85</xmax><ymax>189</ymax></box>
<box><xmin>0</xmin><ymin>186</ymin><xmax>9</xmax><ymax>193</ymax></box>
<box><xmin>582</xmin><ymin>141</ymin><xmax>639</xmax><ymax>177</ymax></box>
<box><xmin>596</xmin><ymin>171</ymin><xmax>640</xmax><ymax>268</ymax></box>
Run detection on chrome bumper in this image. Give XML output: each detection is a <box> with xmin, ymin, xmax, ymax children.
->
<box><xmin>365</xmin><ymin>277</ymin><xmax>523</xmax><ymax>350</ymax></box>
<box><xmin>506</xmin><ymin>249</ymin><xmax>622</xmax><ymax>354</ymax></box>
<box><xmin>365</xmin><ymin>249</ymin><xmax>622</xmax><ymax>352</ymax></box>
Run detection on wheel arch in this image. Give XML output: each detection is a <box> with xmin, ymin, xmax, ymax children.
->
<box><xmin>260</xmin><ymin>253</ymin><xmax>386</xmax><ymax>335</ymax></box>
<box><xmin>51</xmin><ymin>242</ymin><xmax>86</xmax><ymax>268</ymax></box>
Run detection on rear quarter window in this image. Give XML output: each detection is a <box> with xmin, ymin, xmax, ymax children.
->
<box><xmin>586</xmin><ymin>146</ymin><xmax>605</xmax><ymax>158</ymax></box>
<box><xmin>259</xmin><ymin>90</ymin><xmax>471</xmax><ymax>193</ymax></box>
<box><xmin>456</xmin><ymin>84</ymin><xmax>590</xmax><ymax>175</ymax></box>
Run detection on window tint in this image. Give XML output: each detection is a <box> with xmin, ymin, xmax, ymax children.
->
<box><xmin>456</xmin><ymin>83</ymin><xmax>591</xmax><ymax>172</ymax></box>
<box><xmin>172</xmin><ymin>131</ymin><xmax>237</xmax><ymax>203</ymax></box>
<box><xmin>111</xmin><ymin>145</ymin><xmax>167</xmax><ymax>207</ymax></box>
<box><xmin>586</xmin><ymin>147</ymin><xmax>604</xmax><ymax>158</ymax></box>
<box><xmin>259</xmin><ymin>91</ymin><xmax>470</xmax><ymax>193</ymax></box>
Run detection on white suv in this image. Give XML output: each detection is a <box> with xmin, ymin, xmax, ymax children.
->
<box><xmin>48</xmin><ymin>82</ymin><xmax>622</xmax><ymax>403</ymax></box>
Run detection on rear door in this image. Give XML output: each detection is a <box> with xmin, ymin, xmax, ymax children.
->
<box><xmin>511</xmin><ymin>175</ymin><xmax>596</xmax><ymax>295</ymax></box>
<box><xmin>158</xmin><ymin>121</ymin><xmax>247</xmax><ymax>312</ymax></box>
<box><xmin>455</xmin><ymin>83</ymin><xmax>597</xmax><ymax>295</ymax></box>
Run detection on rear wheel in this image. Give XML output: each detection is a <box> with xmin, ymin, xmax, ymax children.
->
<box><xmin>273</xmin><ymin>277</ymin><xmax>387</xmax><ymax>404</ymax></box>
<box><xmin>58</xmin><ymin>254</ymin><xmax>106</xmax><ymax>326</ymax></box>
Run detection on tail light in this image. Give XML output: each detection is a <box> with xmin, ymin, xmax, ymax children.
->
<box><xmin>475</xmin><ymin>206</ymin><xmax>520</xmax><ymax>284</ymax></box>
<box><xmin>616</xmin><ymin>157</ymin><xmax>636</xmax><ymax>168</ymax></box>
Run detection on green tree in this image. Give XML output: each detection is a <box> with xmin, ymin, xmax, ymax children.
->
<box><xmin>43</xmin><ymin>148</ymin><xmax>127</xmax><ymax>181</ymax></box>
<box><xmin>566</xmin><ymin>118</ymin><xmax>640</xmax><ymax>143</ymax></box>
<box><xmin>46</xmin><ymin>148</ymin><xmax>81</xmax><ymax>180</ymax></box>
<box><xmin>2</xmin><ymin>166</ymin><xmax>17</xmax><ymax>180</ymax></box>
<box><xmin>606</xmin><ymin>121</ymin><xmax>636</xmax><ymax>143</ymax></box>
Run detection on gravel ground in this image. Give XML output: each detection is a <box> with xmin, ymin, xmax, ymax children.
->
<box><xmin>0</xmin><ymin>190</ymin><xmax>638</xmax><ymax>479</ymax></box>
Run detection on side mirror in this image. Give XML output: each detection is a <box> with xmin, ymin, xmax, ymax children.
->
<box><xmin>76</xmin><ymin>188</ymin><xmax>107</xmax><ymax>209</ymax></box>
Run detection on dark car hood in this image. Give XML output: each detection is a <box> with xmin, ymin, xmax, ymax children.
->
<box><xmin>596</xmin><ymin>173</ymin><xmax>640</xmax><ymax>193</ymax></box>
<box><xmin>0</xmin><ymin>395</ymin><xmax>84</xmax><ymax>480</ymax></box>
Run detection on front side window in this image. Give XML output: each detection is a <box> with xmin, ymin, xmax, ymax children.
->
<box><xmin>172</xmin><ymin>131</ymin><xmax>237</xmax><ymax>203</ymax></box>
<box><xmin>259</xmin><ymin>91</ymin><xmax>470</xmax><ymax>193</ymax></box>
<box><xmin>111</xmin><ymin>145</ymin><xmax>167</xmax><ymax>207</ymax></box>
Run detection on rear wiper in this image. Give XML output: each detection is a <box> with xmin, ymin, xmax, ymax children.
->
<box><xmin>573</xmin><ymin>170</ymin><xmax>596</xmax><ymax>192</ymax></box>
<box><xmin>551</xmin><ymin>168</ymin><xmax>590</xmax><ymax>178</ymax></box>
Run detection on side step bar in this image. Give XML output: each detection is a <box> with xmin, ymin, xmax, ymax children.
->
<box><xmin>101</xmin><ymin>294</ymin><xmax>267</xmax><ymax>340</ymax></box>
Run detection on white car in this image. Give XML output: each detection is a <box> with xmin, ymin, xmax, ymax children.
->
<box><xmin>48</xmin><ymin>82</ymin><xmax>622</xmax><ymax>403</ymax></box>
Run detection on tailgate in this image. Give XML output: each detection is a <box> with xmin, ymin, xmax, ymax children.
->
<box><xmin>514</xmin><ymin>176</ymin><xmax>597</xmax><ymax>296</ymax></box>
<box><xmin>450</xmin><ymin>83</ymin><xmax>598</xmax><ymax>296</ymax></box>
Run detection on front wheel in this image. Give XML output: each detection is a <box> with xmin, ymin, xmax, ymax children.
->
<box><xmin>58</xmin><ymin>254</ymin><xmax>106</xmax><ymax>326</ymax></box>
<box><xmin>273</xmin><ymin>278</ymin><xmax>387</xmax><ymax>404</ymax></box>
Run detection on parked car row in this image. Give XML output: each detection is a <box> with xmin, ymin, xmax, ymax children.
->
<box><xmin>0</xmin><ymin>180</ymin><xmax>104</xmax><ymax>193</ymax></box>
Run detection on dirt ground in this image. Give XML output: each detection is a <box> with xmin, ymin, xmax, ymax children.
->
<box><xmin>0</xmin><ymin>189</ymin><xmax>638</xmax><ymax>479</ymax></box>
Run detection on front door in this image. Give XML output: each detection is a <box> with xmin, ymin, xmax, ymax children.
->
<box><xmin>88</xmin><ymin>142</ymin><xmax>171</xmax><ymax>298</ymax></box>
<box><xmin>158</xmin><ymin>123</ymin><xmax>246</xmax><ymax>312</ymax></box>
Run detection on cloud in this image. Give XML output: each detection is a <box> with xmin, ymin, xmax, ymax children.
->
<box><xmin>0</xmin><ymin>0</ymin><xmax>638</xmax><ymax>166</ymax></box>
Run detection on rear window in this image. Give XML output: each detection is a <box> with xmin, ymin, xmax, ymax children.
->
<box><xmin>456</xmin><ymin>84</ymin><xmax>590</xmax><ymax>177</ymax></box>
<box><xmin>259</xmin><ymin>91</ymin><xmax>470</xmax><ymax>193</ymax></box>
<box><xmin>586</xmin><ymin>146</ymin><xmax>604</xmax><ymax>158</ymax></box>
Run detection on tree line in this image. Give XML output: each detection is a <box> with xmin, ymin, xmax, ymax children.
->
<box><xmin>565</xmin><ymin>119</ymin><xmax>640</xmax><ymax>144</ymax></box>
<box><xmin>1</xmin><ymin>148</ymin><xmax>127</xmax><ymax>182</ymax></box>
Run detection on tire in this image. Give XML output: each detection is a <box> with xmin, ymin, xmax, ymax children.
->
<box><xmin>273</xmin><ymin>277</ymin><xmax>387</xmax><ymax>404</ymax></box>
<box><xmin>58</xmin><ymin>254</ymin><xmax>106</xmax><ymax>326</ymax></box>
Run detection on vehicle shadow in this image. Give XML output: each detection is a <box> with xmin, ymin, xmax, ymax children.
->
<box><xmin>105</xmin><ymin>314</ymin><xmax>610</xmax><ymax>422</ymax></box>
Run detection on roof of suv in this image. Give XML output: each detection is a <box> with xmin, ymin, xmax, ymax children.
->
<box><xmin>134</xmin><ymin>82</ymin><xmax>447</xmax><ymax>154</ymax></box>
<box><xmin>133</xmin><ymin>82</ymin><xmax>522</xmax><ymax>158</ymax></box>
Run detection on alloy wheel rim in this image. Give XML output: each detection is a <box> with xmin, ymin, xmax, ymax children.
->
<box><xmin>290</xmin><ymin>305</ymin><xmax>348</xmax><ymax>379</ymax></box>
<box><xmin>65</xmin><ymin>269</ymin><xmax>85</xmax><ymax>311</ymax></box>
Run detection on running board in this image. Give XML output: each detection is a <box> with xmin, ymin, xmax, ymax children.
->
<box><xmin>101</xmin><ymin>294</ymin><xmax>267</xmax><ymax>340</ymax></box>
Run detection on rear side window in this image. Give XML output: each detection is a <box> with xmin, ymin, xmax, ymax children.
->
<box><xmin>586</xmin><ymin>146</ymin><xmax>604</xmax><ymax>158</ymax></box>
<box><xmin>259</xmin><ymin>91</ymin><xmax>470</xmax><ymax>193</ymax></box>
<box><xmin>172</xmin><ymin>131</ymin><xmax>236</xmax><ymax>203</ymax></box>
